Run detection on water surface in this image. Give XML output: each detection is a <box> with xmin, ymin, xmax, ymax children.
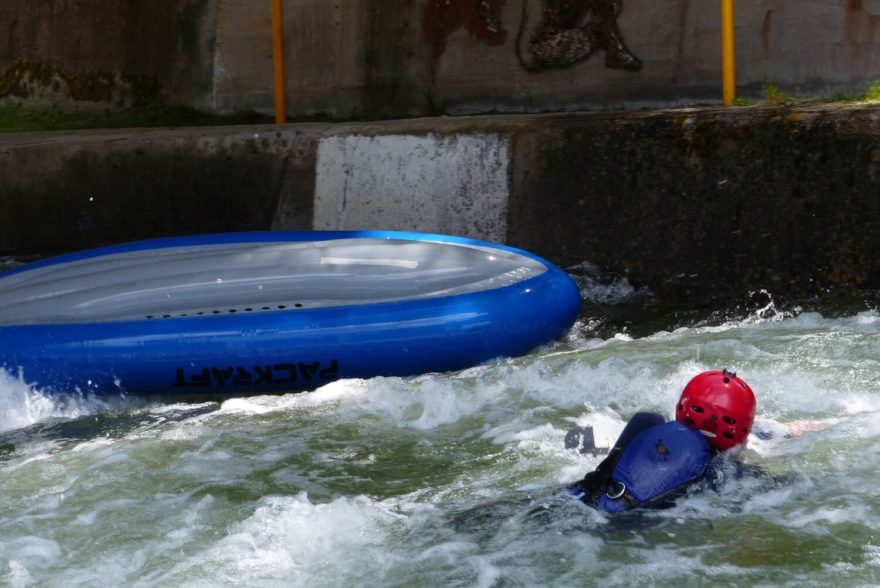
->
<box><xmin>1</xmin><ymin>267</ymin><xmax>878</xmax><ymax>587</ymax></box>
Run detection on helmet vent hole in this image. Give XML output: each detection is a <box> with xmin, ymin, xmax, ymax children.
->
<box><xmin>692</xmin><ymin>405</ymin><xmax>704</xmax><ymax>413</ymax></box>
<box><xmin>723</xmin><ymin>416</ymin><xmax>736</xmax><ymax>425</ymax></box>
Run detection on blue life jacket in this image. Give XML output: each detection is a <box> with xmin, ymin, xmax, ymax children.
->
<box><xmin>572</xmin><ymin>421</ymin><xmax>711</xmax><ymax>512</ymax></box>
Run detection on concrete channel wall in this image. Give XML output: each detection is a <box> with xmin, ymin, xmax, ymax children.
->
<box><xmin>3</xmin><ymin>1</ymin><xmax>880</xmax><ymax>118</ymax></box>
<box><xmin>1</xmin><ymin>107</ymin><xmax>878</xmax><ymax>305</ymax></box>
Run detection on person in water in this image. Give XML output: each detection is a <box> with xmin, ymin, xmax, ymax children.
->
<box><xmin>566</xmin><ymin>369</ymin><xmax>758</xmax><ymax>512</ymax></box>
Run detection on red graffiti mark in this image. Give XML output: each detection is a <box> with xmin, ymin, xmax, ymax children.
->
<box><xmin>422</xmin><ymin>0</ymin><xmax>507</xmax><ymax>60</ymax></box>
<box><xmin>845</xmin><ymin>0</ymin><xmax>880</xmax><ymax>43</ymax></box>
<box><xmin>760</xmin><ymin>10</ymin><xmax>772</xmax><ymax>56</ymax></box>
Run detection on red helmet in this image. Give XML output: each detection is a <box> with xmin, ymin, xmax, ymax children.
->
<box><xmin>675</xmin><ymin>369</ymin><xmax>756</xmax><ymax>451</ymax></box>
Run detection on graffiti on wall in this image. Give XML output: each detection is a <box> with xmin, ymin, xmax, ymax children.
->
<box><xmin>422</xmin><ymin>0</ymin><xmax>641</xmax><ymax>73</ymax></box>
<box><xmin>517</xmin><ymin>0</ymin><xmax>642</xmax><ymax>72</ymax></box>
<box><xmin>422</xmin><ymin>0</ymin><xmax>508</xmax><ymax>63</ymax></box>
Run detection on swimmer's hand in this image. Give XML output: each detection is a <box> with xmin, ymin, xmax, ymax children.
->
<box><xmin>785</xmin><ymin>419</ymin><xmax>833</xmax><ymax>437</ymax></box>
<box><xmin>753</xmin><ymin>418</ymin><xmax>837</xmax><ymax>440</ymax></box>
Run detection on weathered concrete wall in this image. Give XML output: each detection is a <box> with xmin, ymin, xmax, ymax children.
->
<box><xmin>1</xmin><ymin>107</ymin><xmax>878</xmax><ymax>305</ymax></box>
<box><xmin>507</xmin><ymin>107</ymin><xmax>880</xmax><ymax>302</ymax></box>
<box><xmin>0</xmin><ymin>125</ymin><xmax>324</xmax><ymax>253</ymax></box>
<box><xmin>0</xmin><ymin>0</ymin><xmax>219</xmax><ymax>109</ymax></box>
<box><xmin>3</xmin><ymin>1</ymin><xmax>880</xmax><ymax>117</ymax></box>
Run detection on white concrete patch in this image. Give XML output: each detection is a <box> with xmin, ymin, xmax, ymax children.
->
<box><xmin>314</xmin><ymin>134</ymin><xmax>510</xmax><ymax>242</ymax></box>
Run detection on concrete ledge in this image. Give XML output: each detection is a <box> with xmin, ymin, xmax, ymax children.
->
<box><xmin>0</xmin><ymin>125</ymin><xmax>323</xmax><ymax>254</ymax></box>
<box><xmin>2</xmin><ymin>107</ymin><xmax>879</xmax><ymax>304</ymax></box>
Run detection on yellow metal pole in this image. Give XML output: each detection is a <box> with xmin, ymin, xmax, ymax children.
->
<box><xmin>272</xmin><ymin>0</ymin><xmax>287</xmax><ymax>123</ymax></box>
<box><xmin>721</xmin><ymin>0</ymin><xmax>736</xmax><ymax>106</ymax></box>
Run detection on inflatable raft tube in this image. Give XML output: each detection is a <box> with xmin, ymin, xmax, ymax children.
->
<box><xmin>0</xmin><ymin>231</ymin><xmax>581</xmax><ymax>396</ymax></box>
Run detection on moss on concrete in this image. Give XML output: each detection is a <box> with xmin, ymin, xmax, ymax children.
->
<box><xmin>0</xmin><ymin>103</ymin><xmax>270</xmax><ymax>132</ymax></box>
<box><xmin>0</xmin><ymin>60</ymin><xmax>63</xmax><ymax>99</ymax></box>
<box><xmin>0</xmin><ymin>59</ymin><xmax>160</xmax><ymax>108</ymax></box>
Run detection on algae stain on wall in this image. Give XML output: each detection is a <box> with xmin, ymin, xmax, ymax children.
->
<box><xmin>0</xmin><ymin>59</ymin><xmax>159</xmax><ymax>109</ymax></box>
